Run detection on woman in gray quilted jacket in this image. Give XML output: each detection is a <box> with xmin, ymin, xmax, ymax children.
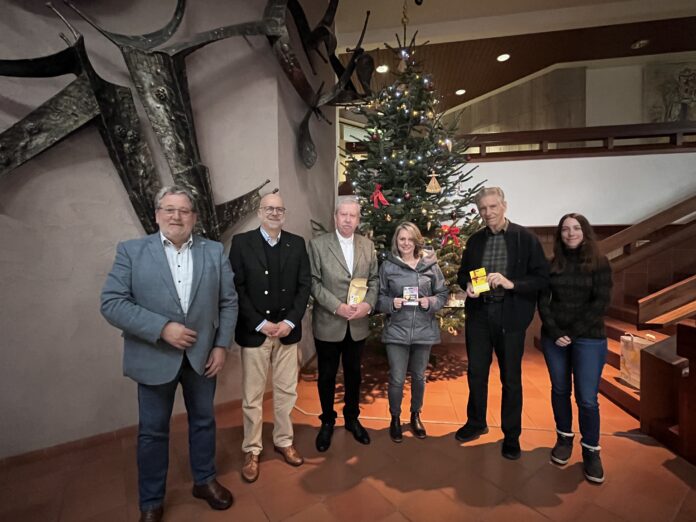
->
<box><xmin>376</xmin><ymin>222</ymin><xmax>449</xmax><ymax>442</ymax></box>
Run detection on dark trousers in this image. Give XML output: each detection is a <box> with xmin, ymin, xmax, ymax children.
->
<box><xmin>542</xmin><ymin>335</ymin><xmax>607</xmax><ymax>447</ymax></box>
<box><xmin>314</xmin><ymin>326</ymin><xmax>365</xmax><ymax>424</ymax></box>
<box><xmin>465</xmin><ymin>302</ymin><xmax>526</xmax><ymax>440</ymax></box>
<box><xmin>137</xmin><ymin>357</ymin><xmax>217</xmax><ymax>510</ymax></box>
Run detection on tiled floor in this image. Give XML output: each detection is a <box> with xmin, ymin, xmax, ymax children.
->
<box><xmin>2</xmin><ymin>344</ymin><xmax>695</xmax><ymax>522</ymax></box>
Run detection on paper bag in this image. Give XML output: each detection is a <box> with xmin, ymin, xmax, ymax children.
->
<box><xmin>619</xmin><ymin>333</ymin><xmax>655</xmax><ymax>389</ymax></box>
<box><xmin>348</xmin><ymin>278</ymin><xmax>368</xmax><ymax>305</ymax></box>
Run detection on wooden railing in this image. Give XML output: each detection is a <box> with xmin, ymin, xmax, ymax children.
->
<box><xmin>457</xmin><ymin>121</ymin><xmax>696</xmax><ymax>161</ymax></box>
<box><xmin>639</xmin><ymin>275</ymin><xmax>696</xmax><ymax>327</ymax></box>
<box><xmin>598</xmin><ymin>194</ymin><xmax>696</xmax><ymax>264</ymax></box>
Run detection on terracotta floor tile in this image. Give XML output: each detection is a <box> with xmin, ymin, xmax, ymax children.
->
<box><xmin>283</xmin><ymin>502</ymin><xmax>341</xmax><ymax>522</ymax></box>
<box><xmin>570</xmin><ymin>503</ymin><xmax>629</xmax><ymax>522</ymax></box>
<box><xmin>398</xmin><ymin>489</ymin><xmax>481</xmax><ymax>521</ymax></box>
<box><xmin>325</xmin><ymin>481</ymin><xmax>396</xmax><ymax>522</ymax></box>
<box><xmin>251</xmin><ymin>476</ymin><xmax>322</xmax><ymax>522</ymax></box>
<box><xmin>479</xmin><ymin>497</ymin><xmax>551</xmax><ymax>521</ymax></box>
<box><xmin>59</xmin><ymin>477</ymin><xmax>127</xmax><ymax>522</ymax></box>
<box><xmin>0</xmin><ymin>497</ymin><xmax>62</xmax><ymax>522</ymax></box>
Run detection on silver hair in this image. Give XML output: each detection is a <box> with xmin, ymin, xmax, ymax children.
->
<box><xmin>474</xmin><ymin>186</ymin><xmax>506</xmax><ymax>206</ymax></box>
<box><xmin>334</xmin><ymin>195</ymin><xmax>361</xmax><ymax>214</ymax></box>
<box><xmin>154</xmin><ymin>185</ymin><xmax>196</xmax><ymax>210</ymax></box>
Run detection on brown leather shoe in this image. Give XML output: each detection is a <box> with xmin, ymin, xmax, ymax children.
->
<box><xmin>192</xmin><ymin>479</ymin><xmax>233</xmax><ymax>510</ymax></box>
<box><xmin>241</xmin><ymin>452</ymin><xmax>260</xmax><ymax>483</ymax></box>
<box><xmin>139</xmin><ymin>506</ymin><xmax>163</xmax><ymax>522</ymax></box>
<box><xmin>274</xmin><ymin>445</ymin><xmax>304</xmax><ymax>466</ymax></box>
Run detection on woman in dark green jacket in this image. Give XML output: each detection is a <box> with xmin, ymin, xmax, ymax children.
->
<box><xmin>377</xmin><ymin>222</ymin><xmax>448</xmax><ymax>442</ymax></box>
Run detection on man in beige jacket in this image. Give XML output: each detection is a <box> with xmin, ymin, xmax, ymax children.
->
<box><xmin>308</xmin><ymin>196</ymin><xmax>379</xmax><ymax>452</ymax></box>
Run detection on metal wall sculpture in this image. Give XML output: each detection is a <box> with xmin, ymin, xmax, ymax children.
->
<box><xmin>0</xmin><ymin>0</ymin><xmax>374</xmax><ymax>237</ymax></box>
<box><xmin>0</xmin><ymin>5</ymin><xmax>162</xmax><ymax>233</ymax></box>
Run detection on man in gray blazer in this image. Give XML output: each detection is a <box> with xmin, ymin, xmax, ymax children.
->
<box><xmin>308</xmin><ymin>196</ymin><xmax>379</xmax><ymax>452</ymax></box>
<box><xmin>101</xmin><ymin>186</ymin><xmax>237</xmax><ymax>522</ymax></box>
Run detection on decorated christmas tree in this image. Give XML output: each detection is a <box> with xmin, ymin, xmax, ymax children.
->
<box><xmin>344</xmin><ymin>37</ymin><xmax>483</xmax><ymax>335</ymax></box>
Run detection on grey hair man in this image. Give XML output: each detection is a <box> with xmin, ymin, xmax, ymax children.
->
<box><xmin>308</xmin><ymin>196</ymin><xmax>379</xmax><ymax>452</ymax></box>
<box><xmin>101</xmin><ymin>185</ymin><xmax>238</xmax><ymax>522</ymax></box>
<box><xmin>456</xmin><ymin>186</ymin><xmax>549</xmax><ymax>460</ymax></box>
<box><xmin>228</xmin><ymin>192</ymin><xmax>311</xmax><ymax>483</ymax></box>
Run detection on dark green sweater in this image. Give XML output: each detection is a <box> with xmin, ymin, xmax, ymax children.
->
<box><xmin>538</xmin><ymin>250</ymin><xmax>613</xmax><ymax>341</ymax></box>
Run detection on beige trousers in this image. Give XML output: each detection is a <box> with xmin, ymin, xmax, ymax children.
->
<box><xmin>241</xmin><ymin>337</ymin><xmax>299</xmax><ymax>454</ymax></box>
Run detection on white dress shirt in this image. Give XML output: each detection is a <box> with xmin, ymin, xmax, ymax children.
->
<box><xmin>336</xmin><ymin>230</ymin><xmax>354</xmax><ymax>276</ymax></box>
<box><xmin>161</xmin><ymin>232</ymin><xmax>193</xmax><ymax>314</ymax></box>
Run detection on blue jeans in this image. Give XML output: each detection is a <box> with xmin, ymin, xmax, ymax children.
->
<box><xmin>542</xmin><ymin>336</ymin><xmax>607</xmax><ymax>447</ymax></box>
<box><xmin>385</xmin><ymin>343</ymin><xmax>431</xmax><ymax>417</ymax></box>
<box><xmin>137</xmin><ymin>357</ymin><xmax>217</xmax><ymax>510</ymax></box>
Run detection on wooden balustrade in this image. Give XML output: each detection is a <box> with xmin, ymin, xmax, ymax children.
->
<box><xmin>457</xmin><ymin>121</ymin><xmax>696</xmax><ymax>161</ymax></box>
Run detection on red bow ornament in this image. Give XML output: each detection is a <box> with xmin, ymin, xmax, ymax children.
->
<box><xmin>371</xmin><ymin>184</ymin><xmax>390</xmax><ymax>208</ymax></box>
<box><xmin>441</xmin><ymin>224</ymin><xmax>460</xmax><ymax>246</ymax></box>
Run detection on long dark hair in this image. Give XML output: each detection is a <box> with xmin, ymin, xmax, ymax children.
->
<box><xmin>550</xmin><ymin>213</ymin><xmax>602</xmax><ymax>273</ymax></box>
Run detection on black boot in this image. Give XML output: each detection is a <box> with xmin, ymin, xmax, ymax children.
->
<box><xmin>582</xmin><ymin>446</ymin><xmax>605</xmax><ymax>484</ymax></box>
<box><xmin>389</xmin><ymin>416</ymin><xmax>403</xmax><ymax>443</ymax></box>
<box><xmin>410</xmin><ymin>412</ymin><xmax>426</xmax><ymax>439</ymax></box>
<box><xmin>550</xmin><ymin>432</ymin><xmax>574</xmax><ymax>465</ymax></box>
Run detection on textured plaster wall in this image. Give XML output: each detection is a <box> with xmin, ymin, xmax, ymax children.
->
<box><xmin>0</xmin><ymin>0</ymin><xmax>336</xmax><ymax>458</ymax></box>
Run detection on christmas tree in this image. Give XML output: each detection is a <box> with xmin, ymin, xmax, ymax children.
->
<box><xmin>344</xmin><ymin>38</ymin><xmax>483</xmax><ymax>335</ymax></box>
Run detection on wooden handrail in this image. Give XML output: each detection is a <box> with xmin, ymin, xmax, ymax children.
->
<box><xmin>456</xmin><ymin>121</ymin><xmax>696</xmax><ymax>160</ymax></box>
<box><xmin>609</xmin><ymin>220</ymin><xmax>696</xmax><ymax>272</ymax></box>
<box><xmin>638</xmin><ymin>275</ymin><xmax>696</xmax><ymax>325</ymax></box>
<box><xmin>599</xmin><ymin>194</ymin><xmax>696</xmax><ymax>255</ymax></box>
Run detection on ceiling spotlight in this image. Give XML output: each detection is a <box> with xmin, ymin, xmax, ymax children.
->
<box><xmin>630</xmin><ymin>39</ymin><xmax>650</xmax><ymax>50</ymax></box>
<box><xmin>375</xmin><ymin>64</ymin><xmax>389</xmax><ymax>74</ymax></box>
<box><xmin>455</xmin><ymin>89</ymin><xmax>466</xmax><ymax>95</ymax></box>
<box><xmin>497</xmin><ymin>53</ymin><xmax>511</xmax><ymax>62</ymax></box>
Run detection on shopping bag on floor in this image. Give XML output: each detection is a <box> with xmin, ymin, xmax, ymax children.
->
<box><xmin>619</xmin><ymin>333</ymin><xmax>655</xmax><ymax>389</ymax></box>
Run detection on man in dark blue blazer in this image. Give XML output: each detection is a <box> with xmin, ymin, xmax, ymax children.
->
<box><xmin>101</xmin><ymin>186</ymin><xmax>238</xmax><ymax>522</ymax></box>
<box><xmin>229</xmin><ymin>192</ymin><xmax>311</xmax><ymax>483</ymax></box>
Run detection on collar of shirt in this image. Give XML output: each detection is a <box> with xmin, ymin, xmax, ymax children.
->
<box><xmin>335</xmin><ymin>230</ymin><xmax>354</xmax><ymax>245</ymax></box>
<box><xmin>160</xmin><ymin>232</ymin><xmax>193</xmax><ymax>250</ymax></box>
<box><xmin>260</xmin><ymin>227</ymin><xmax>281</xmax><ymax>246</ymax></box>
<box><xmin>486</xmin><ymin>218</ymin><xmax>509</xmax><ymax>236</ymax></box>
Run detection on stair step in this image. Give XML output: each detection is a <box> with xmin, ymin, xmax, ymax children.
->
<box><xmin>599</xmin><ymin>364</ymin><xmax>640</xmax><ymax>418</ymax></box>
<box><xmin>604</xmin><ymin>317</ymin><xmax>668</xmax><ymax>343</ymax></box>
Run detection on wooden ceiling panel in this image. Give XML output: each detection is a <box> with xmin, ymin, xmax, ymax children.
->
<box><xmin>341</xmin><ymin>17</ymin><xmax>696</xmax><ymax>112</ymax></box>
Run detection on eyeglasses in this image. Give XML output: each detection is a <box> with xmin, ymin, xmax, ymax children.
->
<box><xmin>158</xmin><ymin>207</ymin><xmax>194</xmax><ymax>217</ymax></box>
<box><xmin>260</xmin><ymin>206</ymin><xmax>286</xmax><ymax>215</ymax></box>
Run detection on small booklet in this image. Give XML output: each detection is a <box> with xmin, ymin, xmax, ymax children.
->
<box><xmin>348</xmin><ymin>278</ymin><xmax>368</xmax><ymax>305</ymax></box>
<box><xmin>469</xmin><ymin>268</ymin><xmax>490</xmax><ymax>294</ymax></box>
<box><xmin>402</xmin><ymin>286</ymin><xmax>419</xmax><ymax>305</ymax></box>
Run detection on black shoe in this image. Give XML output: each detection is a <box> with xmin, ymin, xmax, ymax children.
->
<box><xmin>389</xmin><ymin>416</ymin><xmax>403</xmax><ymax>443</ymax></box>
<box><xmin>550</xmin><ymin>432</ymin><xmax>574</xmax><ymax>465</ymax></box>
<box><xmin>410</xmin><ymin>412</ymin><xmax>426</xmax><ymax>439</ymax></box>
<box><xmin>345</xmin><ymin>419</ymin><xmax>371</xmax><ymax>445</ymax></box>
<box><xmin>582</xmin><ymin>446</ymin><xmax>605</xmax><ymax>484</ymax></box>
<box><xmin>315</xmin><ymin>422</ymin><xmax>334</xmax><ymax>452</ymax></box>
<box><xmin>502</xmin><ymin>438</ymin><xmax>521</xmax><ymax>460</ymax></box>
<box><xmin>454</xmin><ymin>424</ymin><xmax>489</xmax><ymax>442</ymax></box>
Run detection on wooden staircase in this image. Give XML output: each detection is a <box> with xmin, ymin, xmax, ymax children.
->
<box><xmin>596</xmin><ymin>193</ymin><xmax>696</xmax><ymax>418</ymax></box>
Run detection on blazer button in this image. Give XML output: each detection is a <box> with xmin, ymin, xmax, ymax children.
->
<box><xmin>266</xmin><ymin>310</ymin><xmax>270</xmax><ymax>314</ymax></box>
<box><xmin>281</xmin><ymin>288</ymin><xmax>286</xmax><ymax>292</ymax></box>
<box><xmin>265</xmin><ymin>270</ymin><xmax>269</xmax><ymax>275</ymax></box>
<box><xmin>264</xmin><ymin>291</ymin><xmax>268</xmax><ymax>295</ymax></box>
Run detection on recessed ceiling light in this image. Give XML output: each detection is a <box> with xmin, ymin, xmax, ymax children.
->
<box><xmin>497</xmin><ymin>53</ymin><xmax>510</xmax><ymax>62</ymax></box>
<box><xmin>630</xmin><ymin>39</ymin><xmax>650</xmax><ymax>50</ymax></box>
<box><xmin>455</xmin><ymin>89</ymin><xmax>466</xmax><ymax>95</ymax></box>
<box><xmin>376</xmin><ymin>64</ymin><xmax>389</xmax><ymax>73</ymax></box>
